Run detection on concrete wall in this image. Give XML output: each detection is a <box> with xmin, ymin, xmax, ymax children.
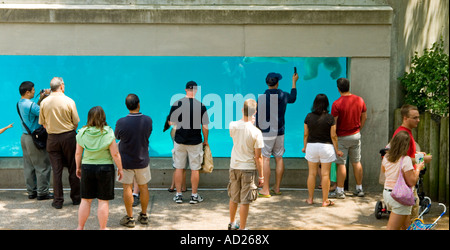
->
<box><xmin>387</xmin><ymin>0</ymin><xmax>449</xmax><ymax>137</ymax></box>
<box><xmin>0</xmin><ymin>1</ymin><xmax>394</xmax><ymax>191</ymax></box>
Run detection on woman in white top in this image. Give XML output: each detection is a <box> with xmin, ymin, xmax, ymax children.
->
<box><xmin>381</xmin><ymin>130</ymin><xmax>424</xmax><ymax>230</ymax></box>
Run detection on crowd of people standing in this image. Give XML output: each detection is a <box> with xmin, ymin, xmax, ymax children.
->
<box><xmin>4</xmin><ymin>69</ymin><xmax>430</xmax><ymax>230</ymax></box>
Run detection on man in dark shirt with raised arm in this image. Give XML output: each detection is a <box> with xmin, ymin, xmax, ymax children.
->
<box><xmin>256</xmin><ymin>72</ymin><xmax>299</xmax><ymax>197</ymax></box>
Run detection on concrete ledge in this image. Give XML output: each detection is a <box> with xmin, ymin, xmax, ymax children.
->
<box><xmin>0</xmin><ymin>157</ymin><xmax>309</xmax><ymax>189</ymax></box>
<box><xmin>0</xmin><ymin>4</ymin><xmax>393</xmax><ymax>24</ymax></box>
<box><xmin>0</xmin><ymin>0</ymin><xmax>390</xmax><ymax>5</ymax></box>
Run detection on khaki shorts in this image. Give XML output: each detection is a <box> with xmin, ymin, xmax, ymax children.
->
<box><xmin>262</xmin><ymin>135</ymin><xmax>285</xmax><ymax>158</ymax></box>
<box><xmin>227</xmin><ymin>169</ymin><xmax>258</xmax><ymax>205</ymax></box>
<box><xmin>172</xmin><ymin>142</ymin><xmax>203</xmax><ymax>171</ymax></box>
<box><xmin>120</xmin><ymin>166</ymin><xmax>151</xmax><ymax>185</ymax></box>
<box><xmin>335</xmin><ymin>132</ymin><xmax>361</xmax><ymax>165</ymax></box>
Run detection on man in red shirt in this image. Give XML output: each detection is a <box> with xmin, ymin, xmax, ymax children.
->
<box><xmin>392</xmin><ymin>104</ymin><xmax>432</xmax><ymax>219</ymax></box>
<box><xmin>330</xmin><ymin>78</ymin><xmax>367</xmax><ymax>199</ymax></box>
<box><xmin>393</xmin><ymin>104</ymin><xmax>432</xmax><ymax>164</ymax></box>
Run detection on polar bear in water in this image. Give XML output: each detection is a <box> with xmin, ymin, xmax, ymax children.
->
<box><xmin>241</xmin><ymin>57</ymin><xmax>342</xmax><ymax>81</ymax></box>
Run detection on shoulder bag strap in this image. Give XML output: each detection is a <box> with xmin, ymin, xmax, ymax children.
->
<box><xmin>17</xmin><ymin>102</ymin><xmax>32</xmax><ymax>135</ymax></box>
<box><xmin>398</xmin><ymin>156</ymin><xmax>404</xmax><ymax>176</ymax></box>
<box><xmin>28</xmin><ymin>102</ymin><xmax>39</xmax><ymax>125</ymax></box>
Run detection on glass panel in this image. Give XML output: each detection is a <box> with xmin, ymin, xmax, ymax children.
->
<box><xmin>0</xmin><ymin>56</ymin><xmax>347</xmax><ymax>157</ymax></box>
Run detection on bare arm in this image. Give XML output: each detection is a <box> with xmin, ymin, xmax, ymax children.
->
<box><xmin>109</xmin><ymin>140</ymin><xmax>123</xmax><ymax>181</ymax></box>
<box><xmin>75</xmin><ymin>143</ymin><xmax>84</xmax><ymax>179</ymax></box>
<box><xmin>254</xmin><ymin>147</ymin><xmax>264</xmax><ymax>187</ymax></box>
<box><xmin>330</xmin><ymin>125</ymin><xmax>343</xmax><ymax>157</ymax></box>
<box><xmin>292</xmin><ymin>73</ymin><xmax>299</xmax><ymax>89</ymax></box>
<box><xmin>37</xmin><ymin>89</ymin><xmax>50</xmax><ymax>105</ymax></box>
<box><xmin>404</xmin><ymin>162</ymin><xmax>425</xmax><ymax>187</ymax></box>
<box><xmin>302</xmin><ymin>123</ymin><xmax>308</xmax><ymax>153</ymax></box>
<box><xmin>202</xmin><ymin>124</ymin><xmax>209</xmax><ymax>145</ymax></box>
<box><xmin>360</xmin><ymin>112</ymin><xmax>367</xmax><ymax>130</ymax></box>
<box><xmin>0</xmin><ymin>123</ymin><xmax>13</xmax><ymax>134</ymax></box>
<box><xmin>379</xmin><ymin>163</ymin><xmax>386</xmax><ymax>184</ymax></box>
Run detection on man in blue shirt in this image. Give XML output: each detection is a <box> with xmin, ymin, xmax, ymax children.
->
<box><xmin>256</xmin><ymin>72</ymin><xmax>299</xmax><ymax>197</ymax></box>
<box><xmin>115</xmin><ymin>94</ymin><xmax>153</xmax><ymax>228</ymax></box>
<box><xmin>17</xmin><ymin>81</ymin><xmax>53</xmax><ymax>200</ymax></box>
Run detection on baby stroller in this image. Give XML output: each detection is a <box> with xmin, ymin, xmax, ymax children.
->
<box><xmin>374</xmin><ymin>148</ymin><xmax>430</xmax><ymax>219</ymax></box>
<box><xmin>375</xmin><ymin>148</ymin><xmax>390</xmax><ymax>219</ymax></box>
<box><xmin>408</xmin><ymin>200</ymin><xmax>447</xmax><ymax>230</ymax></box>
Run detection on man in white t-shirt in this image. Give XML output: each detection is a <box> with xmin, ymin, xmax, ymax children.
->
<box><xmin>228</xmin><ymin>99</ymin><xmax>264</xmax><ymax>230</ymax></box>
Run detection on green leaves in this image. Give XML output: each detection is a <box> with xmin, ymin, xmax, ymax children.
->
<box><xmin>399</xmin><ymin>38</ymin><xmax>449</xmax><ymax>117</ymax></box>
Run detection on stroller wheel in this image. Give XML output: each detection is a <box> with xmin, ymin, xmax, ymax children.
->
<box><xmin>375</xmin><ymin>200</ymin><xmax>383</xmax><ymax>219</ymax></box>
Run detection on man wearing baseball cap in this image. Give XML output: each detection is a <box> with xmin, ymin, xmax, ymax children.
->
<box><xmin>168</xmin><ymin>81</ymin><xmax>210</xmax><ymax>204</ymax></box>
<box><xmin>256</xmin><ymin>71</ymin><xmax>299</xmax><ymax>197</ymax></box>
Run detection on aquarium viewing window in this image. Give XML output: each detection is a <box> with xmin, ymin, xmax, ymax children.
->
<box><xmin>0</xmin><ymin>56</ymin><xmax>347</xmax><ymax>158</ymax></box>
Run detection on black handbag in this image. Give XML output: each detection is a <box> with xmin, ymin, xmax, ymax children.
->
<box><xmin>17</xmin><ymin>102</ymin><xmax>48</xmax><ymax>150</ymax></box>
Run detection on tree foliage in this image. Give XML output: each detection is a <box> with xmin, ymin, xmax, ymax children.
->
<box><xmin>399</xmin><ymin>38</ymin><xmax>449</xmax><ymax>117</ymax></box>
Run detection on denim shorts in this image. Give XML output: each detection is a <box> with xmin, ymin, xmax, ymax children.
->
<box><xmin>80</xmin><ymin>164</ymin><xmax>115</xmax><ymax>200</ymax></box>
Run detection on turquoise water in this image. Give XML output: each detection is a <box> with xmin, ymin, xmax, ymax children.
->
<box><xmin>0</xmin><ymin>56</ymin><xmax>346</xmax><ymax>157</ymax></box>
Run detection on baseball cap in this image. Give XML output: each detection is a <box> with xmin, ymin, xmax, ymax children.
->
<box><xmin>266</xmin><ymin>73</ymin><xmax>282</xmax><ymax>86</ymax></box>
<box><xmin>186</xmin><ymin>81</ymin><xmax>198</xmax><ymax>90</ymax></box>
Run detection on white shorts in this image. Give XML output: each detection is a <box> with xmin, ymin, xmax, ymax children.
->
<box><xmin>305</xmin><ymin>143</ymin><xmax>336</xmax><ymax>163</ymax></box>
<box><xmin>383</xmin><ymin>189</ymin><xmax>413</xmax><ymax>215</ymax></box>
<box><xmin>172</xmin><ymin>142</ymin><xmax>203</xmax><ymax>171</ymax></box>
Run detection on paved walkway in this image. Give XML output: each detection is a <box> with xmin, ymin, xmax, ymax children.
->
<box><xmin>0</xmin><ymin>188</ymin><xmax>447</xmax><ymax>230</ymax></box>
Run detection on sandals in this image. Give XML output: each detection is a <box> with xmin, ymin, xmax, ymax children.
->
<box><xmin>270</xmin><ymin>189</ymin><xmax>282</xmax><ymax>195</ymax></box>
<box><xmin>168</xmin><ymin>188</ymin><xmax>187</xmax><ymax>192</ymax></box>
<box><xmin>322</xmin><ymin>200</ymin><xmax>335</xmax><ymax>207</ymax></box>
<box><xmin>258</xmin><ymin>192</ymin><xmax>271</xmax><ymax>198</ymax></box>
